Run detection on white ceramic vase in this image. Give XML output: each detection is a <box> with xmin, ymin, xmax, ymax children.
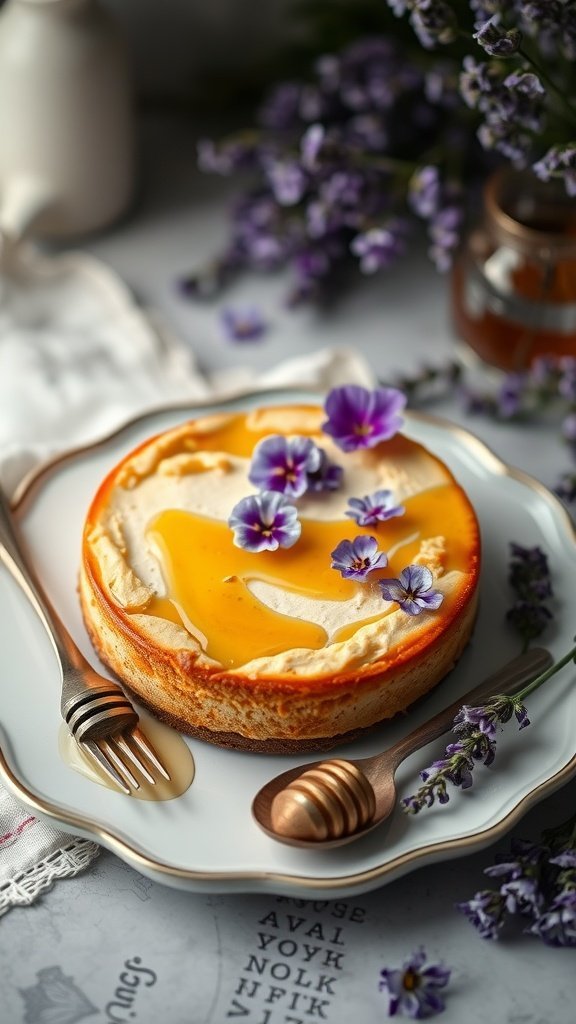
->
<box><xmin>0</xmin><ymin>0</ymin><xmax>135</xmax><ymax>243</ymax></box>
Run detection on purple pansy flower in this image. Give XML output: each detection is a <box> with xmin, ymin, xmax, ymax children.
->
<box><xmin>228</xmin><ymin>492</ymin><xmax>301</xmax><ymax>552</ymax></box>
<box><xmin>331</xmin><ymin>536</ymin><xmax>387</xmax><ymax>580</ymax></box>
<box><xmin>220</xmin><ymin>305</ymin><xmax>267</xmax><ymax>341</ymax></box>
<box><xmin>248</xmin><ymin>435</ymin><xmax>323</xmax><ymax>499</ymax></box>
<box><xmin>322</xmin><ymin>385</ymin><xmax>406</xmax><ymax>452</ymax></box>
<box><xmin>379</xmin><ymin>946</ymin><xmax>451</xmax><ymax>1019</ymax></box>
<box><xmin>346</xmin><ymin>489</ymin><xmax>405</xmax><ymax>526</ymax></box>
<box><xmin>379</xmin><ymin>565</ymin><xmax>444</xmax><ymax>616</ymax></box>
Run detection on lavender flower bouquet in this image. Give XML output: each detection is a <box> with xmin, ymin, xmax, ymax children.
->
<box><xmin>183</xmin><ymin>1</ymin><xmax>576</xmax><ymax>306</ymax></box>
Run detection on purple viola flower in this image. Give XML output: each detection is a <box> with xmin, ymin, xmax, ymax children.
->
<box><xmin>322</xmin><ymin>385</ymin><xmax>406</xmax><ymax>452</ymax></box>
<box><xmin>220</xmin><ymin>305</ymin><xmax>267</xmax><ymax>342</ymax></box>
<box><xmin>331</xmin><ymin>536</ymin><xmax>387</xmax><ymax>580</ymax></box>
<box><xmin>228</xmin><ymin>492</ymin><xmax>301</xmax><ymax>552</ymax></box>
<box><xmin>346</xmin><ymin>489</ymin><xmax>405</xmax><ymax>527</ymax></box>
<box><xmin>379</xmin><ymin>565</ymin><xmax>444</xmax><ymax>616</ymax></box>
<box><xmin>248</xmin><ymin>435</ymin><xmax>322</xmax><ymax>499</ymax></box>
<box><xmin>379</xmin><ymin>946</ymin><xmax>451</xmax><ymax>1019</ymax></box>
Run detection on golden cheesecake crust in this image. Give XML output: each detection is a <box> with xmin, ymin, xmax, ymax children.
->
<box><xmin>80</xmin><ymin>404</ymin><xmax>481</xmax><ymax>751</ymax></box>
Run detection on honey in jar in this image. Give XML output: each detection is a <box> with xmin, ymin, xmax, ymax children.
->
<box><xmin>451</xmin><ymin>168</ymin><xmax>576</xmax><ymax>373</ymax></box>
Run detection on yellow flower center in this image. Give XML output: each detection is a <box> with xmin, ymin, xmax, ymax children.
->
<box><xmin>402</xmin><ymin>969</ymin><xmax>420</xmax><ymax>992</ymax></box>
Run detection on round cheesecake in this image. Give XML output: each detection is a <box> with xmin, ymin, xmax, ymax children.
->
<box><xmin>79</xmin><ymin>401</ymin><xmax>481</xmax><ymax>752</ymax></box>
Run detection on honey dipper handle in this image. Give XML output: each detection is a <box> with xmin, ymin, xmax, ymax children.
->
<box><xmin>381</xmin><ymin>647</ymin><xmax>553</xmax><ymax>772</ymax></box>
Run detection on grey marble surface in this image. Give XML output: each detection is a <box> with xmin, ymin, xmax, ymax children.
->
<box><xmin>1</xmin><ymin>115</ymin><xmax>574</xmax><ymax>1024</ymax></box>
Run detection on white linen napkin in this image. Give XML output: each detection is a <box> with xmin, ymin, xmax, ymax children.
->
<box><xmin>0</xmin><ymin>242</ymin><xmax>375</xmax><ymax>915</ymax></box>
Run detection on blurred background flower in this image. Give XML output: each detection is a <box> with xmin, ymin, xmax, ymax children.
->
<box><xmin>181</xmin><ymin>0</ymin><xmax>576</xmax><ymax>304</ymax></box>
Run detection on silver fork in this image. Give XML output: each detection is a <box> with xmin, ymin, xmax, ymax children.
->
<box><xmin>0</xmin><ymin>485</ymin><xmax>171</xmax><ymax>794</ymax></box>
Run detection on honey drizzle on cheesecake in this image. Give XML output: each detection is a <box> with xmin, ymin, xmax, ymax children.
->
<box><xmin>144</xmin><ymin>483</ymin><xmax>473</xmax><ymax>669</ymax></box>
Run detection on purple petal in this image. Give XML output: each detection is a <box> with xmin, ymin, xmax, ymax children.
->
<box><xmin>415</xmin><ymin>589</ymin><xmax>444</xmax><ymax>611</ymax></box>
<box><xmin>228</xmin><ymin>492</ymin><xmax>301</xmax><ymax>552</ymax></box>
<box><xmin>379</xmin><ymin>949</ymin><xmax>451</xmax><ymax>1019</ymax></box>
<box><xmin>331</xmin><ymin>535</ymin><xmax>387</xmax><ymax>580</ymax></box>
<box><xmin>400</xmin><ymin>564</ymin><xmax>433</xmax><ymax>593</ymax></box>
<box><xmin>379</xmin><ymin>578</ymin><xmax>408</xmax><ymax>604</ymax></box>
<box><xmin>378</xmin><ymin>563</ymin><xmax>443</xmax><ymax>616</ymax></box>
<box><xmin>345</xmin><ymin>489</ymin><xmax>405</xmax><ymax>526</ymax></box>
<box><xmin>322</xmin><ymin>385</ymin><xmax>406</xmax><ymax>452</ymax></box>
<box><xmin>249</xmin><ymin>435</ymin><xmax>321</xmax><ymax>498</ymax></box>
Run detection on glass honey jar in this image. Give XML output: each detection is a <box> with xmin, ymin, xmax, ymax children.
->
<box><xmin>451</xmin><ymin>168</ymin><xmax>576</xmax><ymax>373</ymax></box>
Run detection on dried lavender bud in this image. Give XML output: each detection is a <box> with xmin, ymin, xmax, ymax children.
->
<box><xmin>474</xmin><ymin>17</ymin><xmax>523</xmax><ymax>58</ymax></box>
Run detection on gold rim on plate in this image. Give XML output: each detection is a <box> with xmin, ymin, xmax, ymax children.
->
<box><xmin>1</xmin><ymin>389</ymin><xmax>575</xmax><ymax>892</ymax></box>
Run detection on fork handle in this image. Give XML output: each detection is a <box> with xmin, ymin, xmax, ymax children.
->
<box><xmin>0</xmin><ymin>485</ymin><xmax>90</xmax><ymax>676</ymax></box>
<box><xmin>377</xmin><ymin>646</ymin><xmax>554</xmax><ymax>773</ymax></box>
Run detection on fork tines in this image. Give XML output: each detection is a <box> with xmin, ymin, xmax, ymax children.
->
<box><xmin>81</xmin><ymin>728</ymin><xmax>171</xmax><ymax>795</ymax></box>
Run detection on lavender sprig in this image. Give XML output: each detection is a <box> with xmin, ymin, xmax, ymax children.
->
<box><xmin>394</xmin><ymin>355</ymin><xmax>576</xmax><ymax>506</ymax></box>
<box><xmin>402</xmin><ymin>640</ymin><xmax>576</xmax><ymax>814</ymax></box>
<box><xmin>183</xmin><ymin>3</ymin><xmax>576</xmax><ymax>304</ymax></box>
<box><xmin>506</xmin><ymin>542</ymin><xmax>554</xmax><ymax>648</ymax></box>
<box><xmin>458</xmin><ymin>814</ymin><xmax>576</xmax><ymax>947</ymax></box>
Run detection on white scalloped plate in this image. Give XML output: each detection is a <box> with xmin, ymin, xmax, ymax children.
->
<box><xmin>1</xmin><ymin>389</ymin><xmax>575</xmax><ymax>896</ymax></box>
